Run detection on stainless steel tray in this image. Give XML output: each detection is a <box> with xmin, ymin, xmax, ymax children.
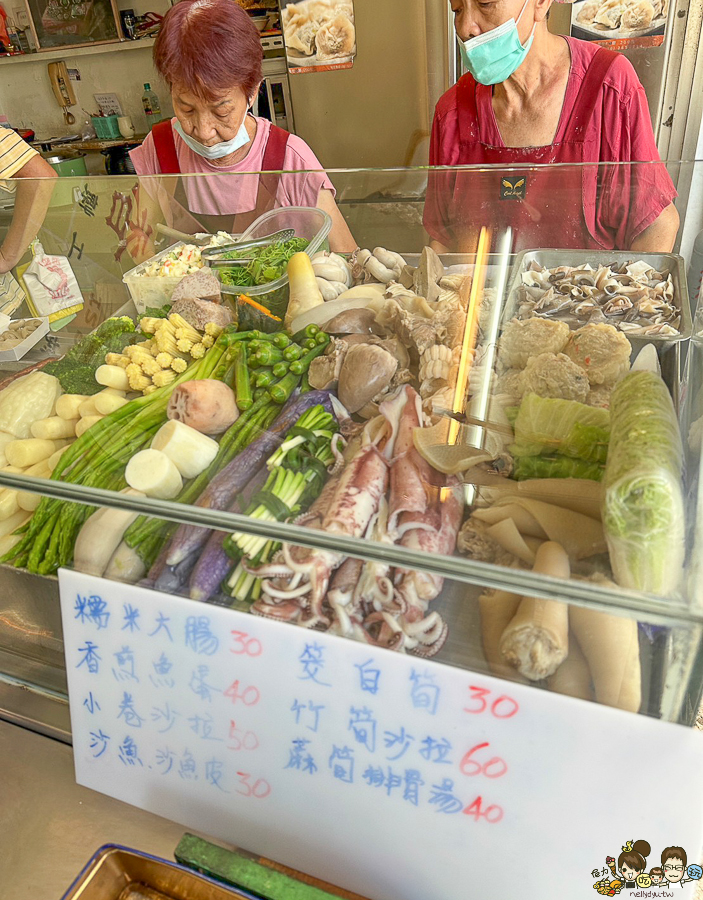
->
<box><xmin>504</xmin><ymin>248</ymin><xmax>692</xmax><ymax>343</ymax></box>
<box><xmin>61</xmin><ymin>845</ymin><xmax>258</xmax><ymax>900</ymax></box>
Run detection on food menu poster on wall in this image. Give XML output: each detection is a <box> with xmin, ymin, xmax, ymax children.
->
<box><xmin>280</xmin><ymin>0</ymin><xmax>356</xmax><ymax>74</ymax></box>
<box><xmin>59</xmin><ymin>569</ymin><xmax>703</xmax><ymax>900</ymax></box>
<box><xmin>567</xmin><ymin>0</ymin><xmax>668</xmax><ymax>49</ymax></box>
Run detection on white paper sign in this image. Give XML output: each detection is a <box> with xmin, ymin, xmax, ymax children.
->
<box><xmin>59</xmin><ymin>570</ymin><xmax>703</xmax><ymax>900</ymax></box>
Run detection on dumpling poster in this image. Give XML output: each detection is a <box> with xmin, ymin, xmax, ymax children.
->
<box><xmin>569</xmin><ymin>0</ymin><xmax>667</xmax><ymax>49</ymax></box>
<box><xmin>280</xmin><ymin>0</ymin><xmax>356</xmax><ymax>73</ymax></box>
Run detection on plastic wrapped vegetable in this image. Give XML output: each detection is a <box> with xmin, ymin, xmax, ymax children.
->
<box><xmin>511</xmin><ymin>393</ymin><xmax>609</xmax><ymax>463</ymax></box>
<box><xmin>0</xmin><ymin>371</ymin><xmax>61</xmax><ymax>438</ymax></box>
<box><xmin>603</xmin><ymin>371</ymin><xmax>684</xmax><ymax>596</ymax></box>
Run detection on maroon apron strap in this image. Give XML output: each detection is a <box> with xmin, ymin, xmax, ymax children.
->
<box><xmin>562</xmin><ymin>47</ymin><xmax>620</xmax><ymax>142</ymax></box>
<box><xmin>151</xmin><ymin>120</ymin><xmax>181</xmax><ymax>174</ymax></box>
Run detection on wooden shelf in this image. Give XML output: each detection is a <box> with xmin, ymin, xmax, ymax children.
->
<box><xmin>0</xmin><ymin>37</ymin><xmax>156</xmax><ymax>66</ymax></box>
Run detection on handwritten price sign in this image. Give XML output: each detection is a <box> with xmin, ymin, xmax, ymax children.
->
<box><xmin>59</xmin><ymin>570</ymin><xmax>703</xmax><ymax>900</ymax></box>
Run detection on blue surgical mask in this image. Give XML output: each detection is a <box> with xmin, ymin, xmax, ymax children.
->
<box><xmin>173</xmin><ymin>110</ymin><xmax>251</xmax><ymax>160</ymax></box>
<box><xmin>458</xmin><ymin>0</ymin><xmax>536</xmax><ymax>86</ymax></box>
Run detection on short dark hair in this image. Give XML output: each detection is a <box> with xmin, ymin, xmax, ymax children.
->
<box><xmin>154</xmin><ymin>0</ymin><xmax>263</xmax><ymax>102</ymax></box>
<box><xmin>662</xmin><ymin>847</ymin><xmax>687</xmax><ymax>867</ymax></box>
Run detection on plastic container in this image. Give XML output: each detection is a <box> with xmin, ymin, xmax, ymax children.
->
<box><xmin>122</xmin><ymin>241</ymin><xmax>202</xmax><ymax>313</ymax></box>
<box><xmin>218</xmin><ymin>206</ymin><xmax>332</xmax><ymax>331</ymax></box>
<box><xmin>0</xmin><ymin>316</ymin><xmax>48</xmax><ymax>361</ymax></box>
<box><xmin>91</xmin><ymin>115</ymin><xmax>121</xmax><ymax>140</ymax></box>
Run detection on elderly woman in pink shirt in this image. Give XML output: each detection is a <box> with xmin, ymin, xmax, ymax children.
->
<box><xmin>129</xmin><ymin>0</ymin><xmax>355</xmax><ymax>256</ymax></box>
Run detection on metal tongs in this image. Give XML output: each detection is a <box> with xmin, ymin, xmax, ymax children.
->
<box><xmin>201</xmin><ymin>228</ymin><xmax>296</xmax><ymax>266</ymax></box>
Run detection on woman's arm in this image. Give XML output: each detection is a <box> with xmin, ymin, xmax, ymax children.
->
<box><xmin>316</xmin><ymin>188</ymin><xmax>357</xmax><ymax>253</ymax></box>
<box><xmin>0</xmin><ymin>155</ymin><xmax>57</xmax><ymax>273</ymax></box>
<box><xmin>630</xmin><ymin>202</ymin><xmax>679</xmax><ymax>253</ymax></box>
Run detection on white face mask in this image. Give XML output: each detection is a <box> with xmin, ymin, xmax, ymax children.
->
<box><xmin>173</xmin><ymin>108</ymin><xmax>251</xmax><ymax>160</ymax></box>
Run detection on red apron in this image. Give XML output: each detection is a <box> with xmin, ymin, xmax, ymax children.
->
<box><xmin>451</xmin><ymin>47</ymin><xmax>618</xmax><ymax>252</ymax></box>
<box><xmin>151</xmin><ymin>119</ymin><xmax>290</xmax><ymax>235</ymax></box>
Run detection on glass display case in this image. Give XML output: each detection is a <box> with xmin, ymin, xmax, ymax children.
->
<box><xmin>0</xmin><ymin>159</ymin><xmax>701</xmax><ymax>746</ymax></box>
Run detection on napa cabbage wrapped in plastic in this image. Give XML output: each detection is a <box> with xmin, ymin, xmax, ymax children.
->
<box><xmin>603</xmin><ymin>371</ymin><xmax>684</xmax><ymax>596</ymax></box>
<box><xmin>511</xmin><ymin>393</ymin><xmax>610</xmax><ymax>463</ymax></box>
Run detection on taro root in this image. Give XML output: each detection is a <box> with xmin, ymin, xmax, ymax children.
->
<box><xmin>338</xmin><ymin>343</ymin><xmax>398</xmax><ymax>414</ymax></box>
<box><xmin>167</xmin><ymin>379</ymin><xmax>239</xmax><ymax>434</ymax></box>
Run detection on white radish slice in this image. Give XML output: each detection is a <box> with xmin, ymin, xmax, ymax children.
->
<box><xmin>151</xmin><ymin>420</ymin><xmax>218</xmax><ymax>479</ymax></box>
<box><xmin>126</xmin><ymin>449</ymin><xmax>183</xmax><ymax>499</ymax></box>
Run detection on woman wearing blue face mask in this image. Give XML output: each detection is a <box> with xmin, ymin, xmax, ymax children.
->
<box><xmin>129</xmin><ymin>0</ymin><xmax>355</xmax><ymax>259</ymax></box>
<box><xmin>423</xmin><ymin>0</ymin><xmax>679</xmax><ymax>254</ymax></box>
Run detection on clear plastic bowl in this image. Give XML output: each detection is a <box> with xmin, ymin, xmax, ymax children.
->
<box><xmin>218</xmin><ymin>206</ymin><xmax>332</xmax><ymax>332</ymax></box>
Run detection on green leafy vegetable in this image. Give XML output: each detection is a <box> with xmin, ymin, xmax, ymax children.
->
<box><xmin>511</xmin><ymin>393</ymin><xmax>610</xmax><ymax>463</ymax></box>
<box><xmin>140</xmin><ymin>304</ymin><xmax>172</xmax><ymax>320</ymax></box>
<box><xmin>44</xmin><ymin>315</ymin><xmax>137</xmax><ymax>393</ymax></box>
<box><xmin>219</xmin><ymin>237</ymin><xmax>310</xmax><ymax>288</ymax></box>
<box><xmin>603</xmin><ymin>370</ymin><xmax>684</xmax><ymax>596</ymax></box>
<box><xmin>513</xmin><ymin>454</ymin><xmax>604</xmax><ymax>482</ymax></box>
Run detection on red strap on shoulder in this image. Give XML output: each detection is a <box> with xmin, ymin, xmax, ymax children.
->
<box><xmin>563</xmin><ymin>47</ymin><xmax>619</xmax><ymax>141</ymax></box>
<box><xmin>261</xmin><ymin>123</ymin><xmax>290</xmax><ymax>172</ymax></box>
<box><xmin>151</xmin><ymin>120</ymin><xmax>180</xmax><ymax>174</ymax></box>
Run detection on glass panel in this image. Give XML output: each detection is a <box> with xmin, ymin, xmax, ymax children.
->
<box><xmin>0</xmin><ymin>161</ymin><xmax>700</xmax><ymax>724</ymax></box>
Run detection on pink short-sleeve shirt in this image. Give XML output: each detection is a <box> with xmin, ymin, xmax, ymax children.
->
<box><xmin>130</xmin><ymin>116</ymin><xmax>335</xmax><ymax>215</ymax></box>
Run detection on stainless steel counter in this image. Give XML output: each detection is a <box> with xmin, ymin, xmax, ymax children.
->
<box><xmin>0</xmin><ymin>719</ymin><xmax>194</xmax><ymax>899</ymax></box>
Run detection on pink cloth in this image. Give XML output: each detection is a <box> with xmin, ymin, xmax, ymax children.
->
<box><xmin>424</xmin><ymin>37</ymin><xmax>676</xmax><ymax>250</ymax></box>
<box><xmin>130</xmin><ymin>116</ymin><xmax>335</xmax><ymax>215</ymax></box>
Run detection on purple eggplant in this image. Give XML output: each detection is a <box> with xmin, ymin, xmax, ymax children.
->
<box><xmin>165</xmin><ymin>390</ymin><xmax>333</xmax><ymax>567</ymax></box>
<box><xmin>189</xmin><ymin>530</ymin><xmax>232</xmax><ymax>602</ymax></box>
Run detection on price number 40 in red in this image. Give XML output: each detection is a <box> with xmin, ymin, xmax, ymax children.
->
<box><xmin>224</xmin><ymin>680</ymin><xmax>260</xmax><ymax>706</ymax></box>
<box><xmin>459</xmin><ymin>744</ymin><xmax>506</xmax><ymax>824</ymax></box>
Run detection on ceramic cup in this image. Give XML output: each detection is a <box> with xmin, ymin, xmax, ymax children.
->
<box><xmin>118</xmin><ymin>116</ymin><xmax>135</xmax><ymax>138</ymax></box>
